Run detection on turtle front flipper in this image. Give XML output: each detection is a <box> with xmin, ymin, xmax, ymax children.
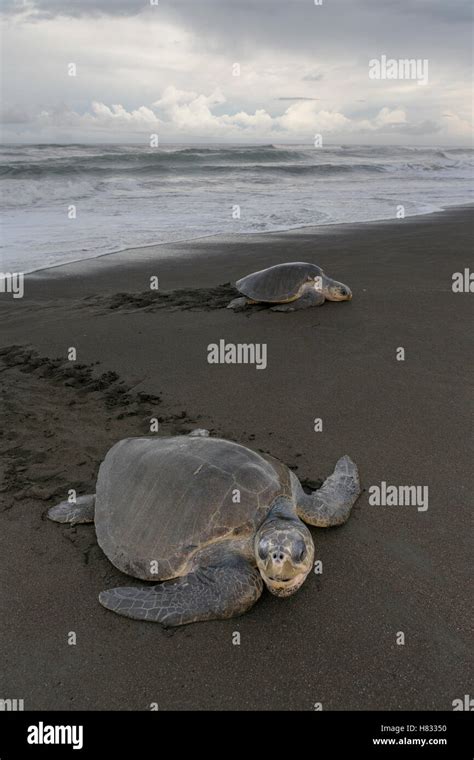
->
<box><xmin>99</xmin><ymin>554</ymin><xmax>263</xmax><ymax>626</ymax></box>
<box><xmin>295</xmin><ymin>456</ymin><xmax>361</xmax><ymax>526</ymax></box>
<box><xmin>270</xmin><ymin>289</ymin><xmax>325</xmax><ymax>312</ymax></box>
<box><xmin>47</xmin><ymin>494</ymin><xmax>95</xmax><ymax>524</ymax></box>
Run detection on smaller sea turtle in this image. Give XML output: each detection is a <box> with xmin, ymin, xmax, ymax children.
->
<box><xmin>48</xmin><ymin>431</ymin><xmax>361</xmax><ymax>627</ymax></box>
<box><xmin>227</xmin><ymin>262</ymin><xmax>352</xmax><ymax>311</ymax></box>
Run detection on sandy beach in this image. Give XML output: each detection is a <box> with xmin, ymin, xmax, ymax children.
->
<box><xmin>0</xmin><ymin>206</ymin><xmax>472</xmax><ymax>711</ymax></box>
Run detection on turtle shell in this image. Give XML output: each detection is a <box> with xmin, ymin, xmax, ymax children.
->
<box><xmin>236</xmin><ymin>262</ymin><xmax>323</xmax><ymax>303</ymax></box>
<box><xmin>95</xmin><ymin>436</ymin><xmax>292</xmax><ymax>581</ymax></box>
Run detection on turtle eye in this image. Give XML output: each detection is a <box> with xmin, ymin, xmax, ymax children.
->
<box><xmin>258</xmin><ymin>539</ymin><xmax>269</xmax><ymax>560</ymax></box>
<box><xmin>292</xmin><ymin>539</ymin><xmax>306</xmax><ymax>563</ymax></box>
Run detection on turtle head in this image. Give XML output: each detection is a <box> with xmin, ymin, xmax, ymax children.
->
<box><xmin>316</xmin><ymin>274</ymin><xmax>352</xmax><ymax>301</ymax></box>
<box><xmin>255</xmin><ymin>500</ymin><xmax>314</xmax><ymax>597</ymax></box>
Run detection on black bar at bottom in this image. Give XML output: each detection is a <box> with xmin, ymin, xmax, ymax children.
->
<box><xmin>0</xmin><ymin>710</ymin><xmax>472</xmax><ymax>757</ymax></box>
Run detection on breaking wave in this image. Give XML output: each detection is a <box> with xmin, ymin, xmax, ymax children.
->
<box><xmin>0</xmin><ymin>142</ymin><xmax>472</xmax><ymax>272</ymax></box>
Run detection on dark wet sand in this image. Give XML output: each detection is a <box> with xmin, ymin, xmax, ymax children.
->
<box><xmin>0</xmin><ymin>207</ymin><xmax>472</xmax><ymax>710</ymax></box>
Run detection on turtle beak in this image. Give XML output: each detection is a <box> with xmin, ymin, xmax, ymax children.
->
<box><xmin>343</xmin><ymin>286</ymin><xmax>352</xmax><ymax>301</ymax></box>
<box><xmin>263</xmin><ymin>571</ymin><xmax>308</xmax><ymax>597</ymax></box>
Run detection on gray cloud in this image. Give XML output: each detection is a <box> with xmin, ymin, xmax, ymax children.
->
<box><xmin>3</xmin><ymin>1</ymin><xmax>471</xmax><ymax>65</ymax></box>
<box><xmin>384</xmin><ymin>119</ymin><xmax>441</xmax><ymax>136</ymax></box>
<box><xmin>2</xmin><ymin>0</ymin><xmax>145</xmax><ymax>18</ymax></box>
<box><xmin>276</xmin><ymin>97</ymin><xmax>320</xmax><ymax>101</ymax></box>
<box><xmin>1</xmin><ymin>0</ymin><xmax>471</xmax><ymax>144</ymax></box>
<box><xmin>0</xmin><ymin>105</ymin><xmax>31</xmax><ymax>124</ymax></box>
<box><xmin>4</xmin><ymin>0</ymin><xmax>472</xmax><ymax>20</ymax></box>
<box><xmin>302</xmin><ymin>71</ymin><xmax>324</xmax><ymax>82</ymax></box>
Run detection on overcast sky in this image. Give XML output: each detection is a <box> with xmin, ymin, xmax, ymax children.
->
<box><xmin>1</xmin><ymin>0</ymin><xmax>472</xmax><ymax>144</ymax></box>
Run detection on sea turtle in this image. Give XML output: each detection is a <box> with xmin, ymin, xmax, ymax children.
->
<box><xmin>48</xmin><ymin>431</ymin><xmax>361</xmax><ymax>626</ymax></box>
<box><xmin>227</xmin><ymin>261</ymin><xmax>352</xmax><ymax>311</ymax></box>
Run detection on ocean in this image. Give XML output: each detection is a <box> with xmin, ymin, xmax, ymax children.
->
<box><xmin>0</xmin><ymin>143</ymin><xmax>472</xmax><ymax>274</ymax></box>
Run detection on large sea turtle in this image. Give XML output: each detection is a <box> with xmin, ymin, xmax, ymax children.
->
<box><xmin>227</xmin><ymin>261</ymin><xmax>352</xmax><ymax>311</ymax></box>
<box><xmin>48</xmin><ymin>431</ymin><xmax>361</xmax><ymax>626</ymax></box>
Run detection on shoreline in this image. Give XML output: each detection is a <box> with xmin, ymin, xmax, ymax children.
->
<box><xmin>18</xmin><ymin>201</ymin><xmax>474</xmax><ymax>278</ymax></box>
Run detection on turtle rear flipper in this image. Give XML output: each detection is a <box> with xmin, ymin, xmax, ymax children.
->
<box><xmin>295</xmin><ymin>456</ymin><xmax>361</xmax><ymax>527</ymax></box>
<box><xmin>99</xmin><ymin>554</ymin><xmax>263</xmax><ymax>627</ymax></box>
<box><xmin>187</xmin><ymin>428</ymin><xmax>210</xmax><ymax>437</ymax></box>
<box><xmin>47</xmin><ymin>495</ymin><xmax>95</xmax><ymax>524</ymax></box>
<box><xmin>227</xmin><ymin>296</ymin><xmax>252</xmax><ymax>311</ymax></box>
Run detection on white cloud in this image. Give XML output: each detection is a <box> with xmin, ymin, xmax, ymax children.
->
<box><xmin>153</xmin><ymin>86</ymin><xmax>226</xmax><ymax>131</ymax></box>
<box><xmin>277</xmin><ymin>102</ymin><xmax>352</xmax><ymax>133</ymax></box>
<box><xmin>373</xmin><ymin>107</ymin><xmax>407</xmax><ymax>127</ymax></box>
<box><xmin>86</xmin><ymin>102</ymin><xmax>160</xmax><ymax>128</ymax></box>
<box><xmin>5</xmin><ymin>89</ymin><xmax>462</xmax><ymax>143</ymax></box>
<box><xmin>438</xmin><ymin>111</ymin><xmax>473</xmax><ymax>139</ymax></box>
